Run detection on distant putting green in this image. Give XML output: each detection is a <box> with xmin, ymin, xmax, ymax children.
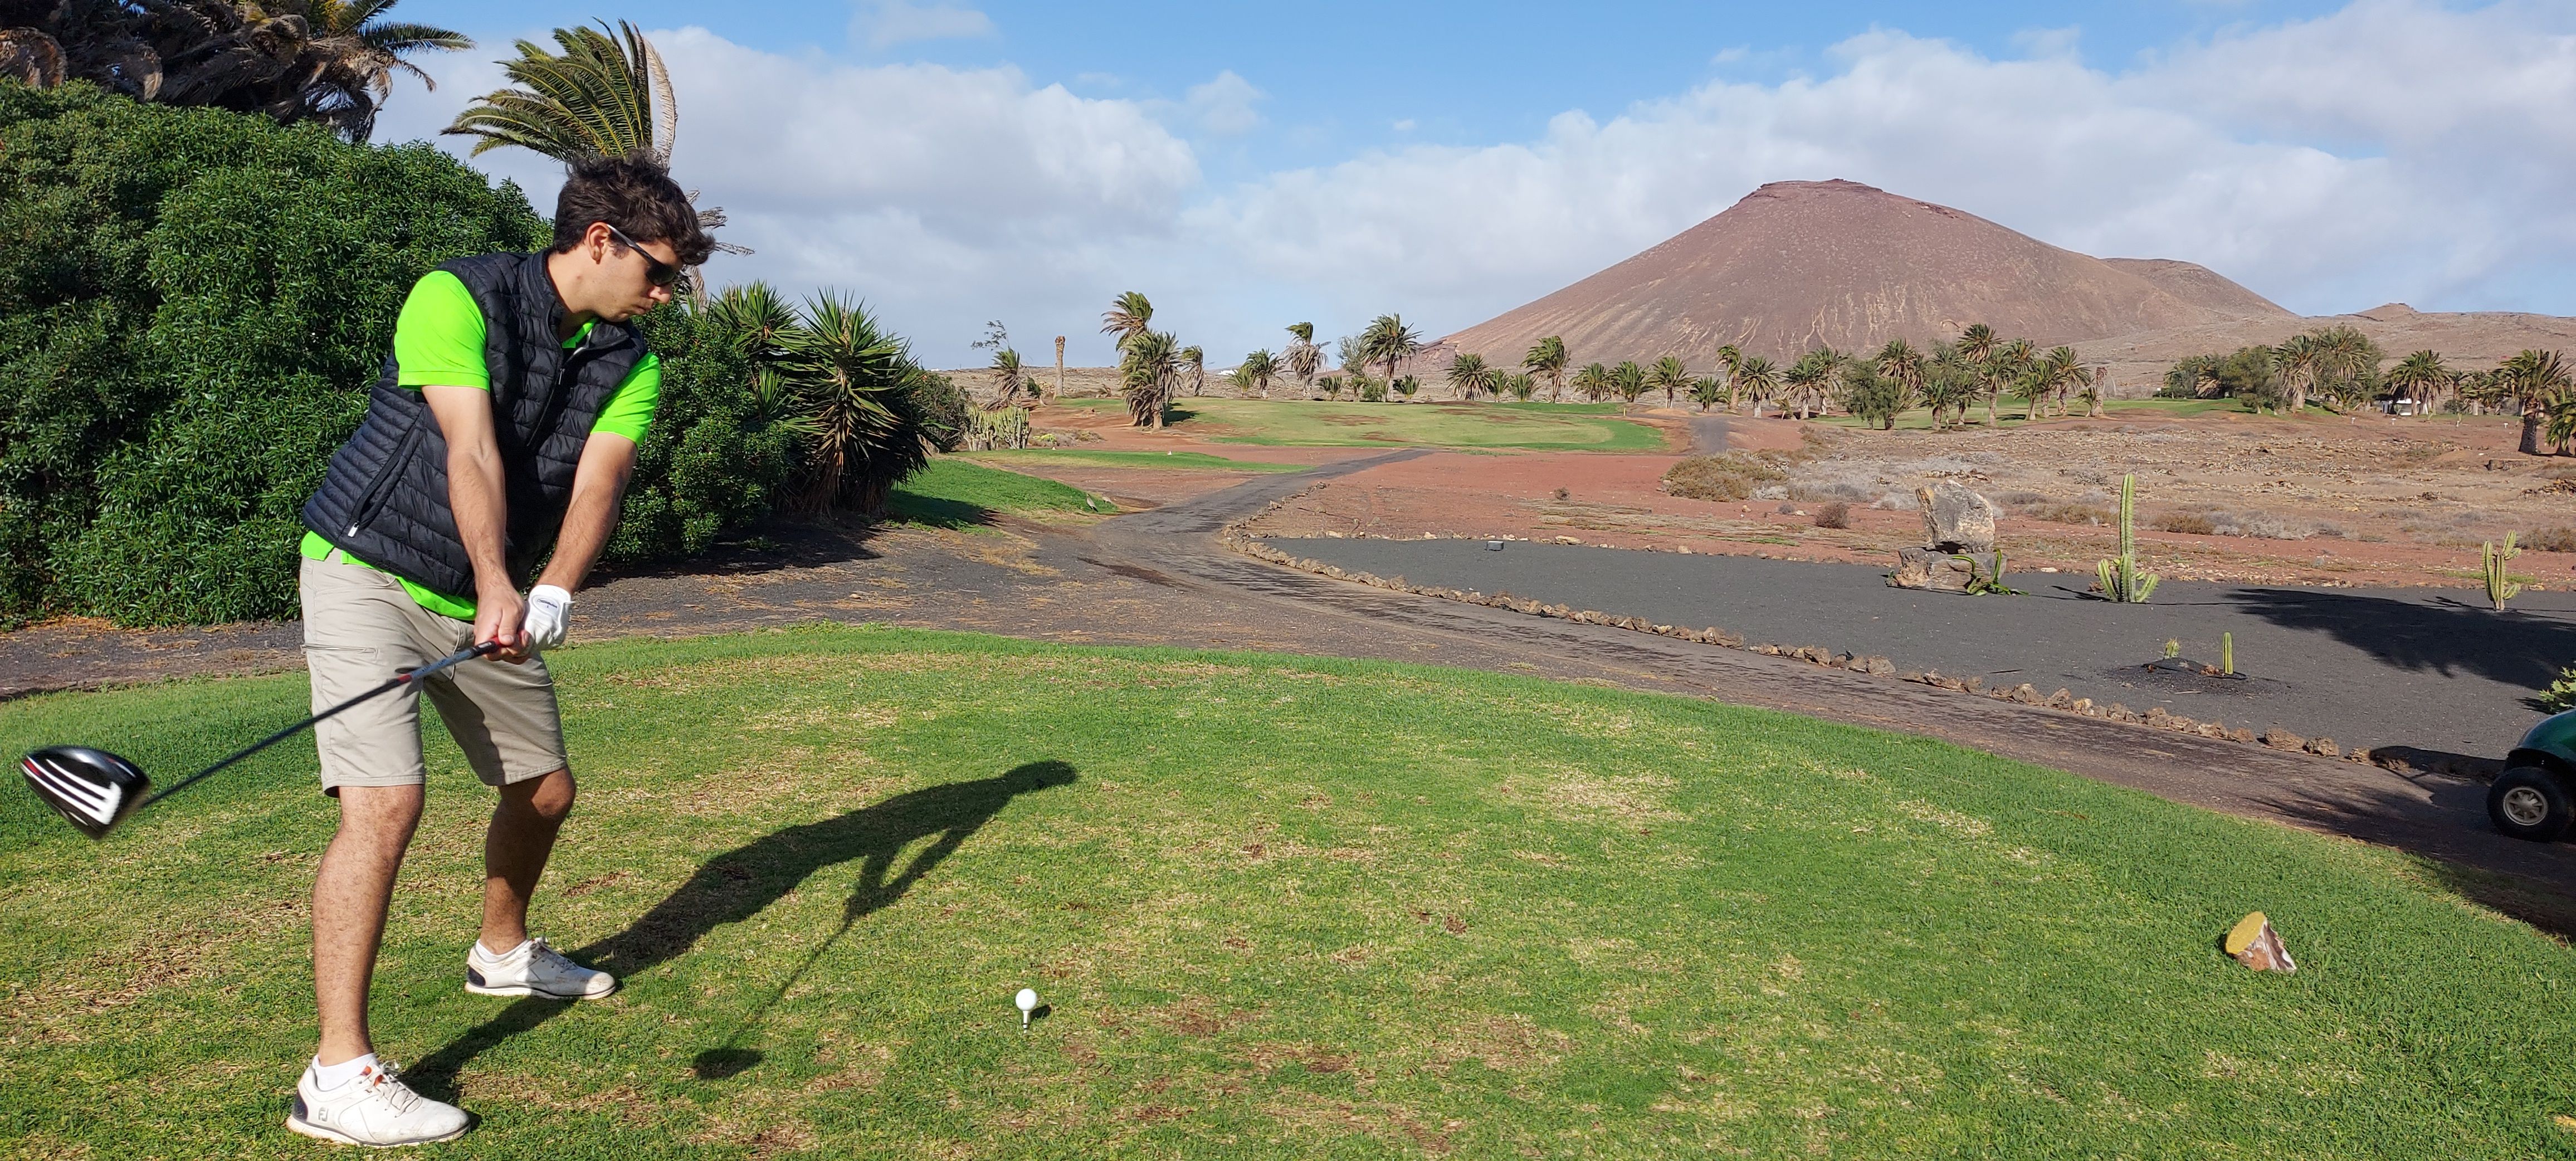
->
<box><xmin>960</xmin><ymin>448</ymin><xmax>1308</xmax><ymax>472</ymax></box>
<box><xmin>888</xmin><ymin>458</ymin><xmax>1113</xmax><ymax>529</ymax></box>
<box><xmin>4</xmin><ymin>626</ymin><xmax>2573</xmax><ymax>1157</ymax></box>
<box><xmin>1060</xmin><ymin>397</ymin><xmax>1670</xmax><ymax>450</ymax></box>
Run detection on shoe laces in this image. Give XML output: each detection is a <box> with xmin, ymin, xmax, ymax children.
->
<box><xmin>526</xmin><ymin>936</ymin><xmax>578</xmax><ymax>973</ymax></box>
<box><xmin>360</xmin><ymin>1061</ymin><xmax>421</xmax><ymax>1115</ymax></box>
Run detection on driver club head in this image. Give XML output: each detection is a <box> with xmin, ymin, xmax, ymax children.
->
<box><xmin>19</xmin><ymin>747</ymin><xmax>150</xmax><ymax>840</ymax></box>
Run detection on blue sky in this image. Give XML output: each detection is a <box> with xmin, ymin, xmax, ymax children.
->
<box><xmin>375</xmin><ymin>1</ymin><xmax>2576</xmax><ymax>366</ymax></box>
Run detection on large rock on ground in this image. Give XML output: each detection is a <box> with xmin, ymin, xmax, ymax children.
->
<box><xmin>1890</xmin><ymin>548</ymin><xmax>2002</xmax><ymax>592</ymax></box>
<box><xmin>1917</xmin><ymin>482</ymin><xmax>1998</xmax><ymax>553</ymax></box>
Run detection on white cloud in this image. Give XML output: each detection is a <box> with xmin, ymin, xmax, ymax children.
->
<box><xmin>372</xmin><ymin>27</ymin><xmax>1201</xmax><ymax>364</ymax></box>
<box><xmin>1184</xmin><ymin>71</ymin><xmax>1265</xmax><ymax>136</ymax></box>
<box><xmin>369</xmin><ymin>2</ymin><xmax>2576</xmax><ymax>366</ymax></box>
<box><xmin>852</xmin><ymin>1</ymin><xmax>996</xmax><ymax>50</ymax></box>
<box><xmin>1198</xmin><ymin>2</ymin><xmax>2576</xmax><ymax>342</ymax></box>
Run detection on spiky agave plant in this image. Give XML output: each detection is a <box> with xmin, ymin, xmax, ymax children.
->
<box><xmin>779</xmin><ymin>293</ymin><xmax>931</xmax><ymax>514</ymax></box>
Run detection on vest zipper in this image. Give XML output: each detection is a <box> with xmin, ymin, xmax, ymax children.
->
<box><xmin>344</xmin><ymin>411</ymin><xmax>425</xmax><ymax>536</ymax></box>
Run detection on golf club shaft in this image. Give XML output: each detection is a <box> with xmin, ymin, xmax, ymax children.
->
<box><xmin>140</xmin><ymin>640</ymin><xmax>501</xmax><ymax>807</ymax></box>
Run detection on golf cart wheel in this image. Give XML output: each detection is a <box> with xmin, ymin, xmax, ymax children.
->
<box><xmin>2489</xmin><ymin>767</ymin><xmax>2573</xmax><ymax>842</ymax></box>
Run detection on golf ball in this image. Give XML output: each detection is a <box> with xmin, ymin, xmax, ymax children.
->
<box><xmin>1015</xmin><ymin>988</ymin><xmax>1038</xmax><ymax>1012</ymax></box>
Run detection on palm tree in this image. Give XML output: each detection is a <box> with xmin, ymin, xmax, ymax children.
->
<box><xmin>2384</xmin><ymin>350</ymin><xmax>2452</xmax><ymax>415</ymax></box>
<box><xmin>1921</xmin><ymin>343</ymin><xmax>1978</xmax><ymax>430</ymax></box>
<box><xmin>2273</xmin><ymin>331</ymin><xmax>2323</xmax><ymax>413</ymax></box>
<box><xmin>1956</xmin><ymin>324</ymin><xmax>2001</xmax><ymax>426</ymax></box>
<box><xmin>1648</xmin><ymin>355</ymin><xmax>1690</xmax><ymax>407</ymax></box>
<box><xmin>1500</xmin><ymin>372</ymin><xmax>1536</xmax><ymax>401</ymax></box>
<box><xmin>1360</xmin><ymin>314</ymin><xmax>1422</xmax><ymax>391</ymax></box>
<box><xmin>445</xmin><ymin>21</ymin><xmax>674</xmax><ymax>161</ymax></box>
<box><xmin>1445</xmin><ymin>353</ymin><xmax>1500</xmax><ymax>401</ymax></box>
<box><xmin>1571</xmin><ymin>362</ymin><xmax>1611</xmax><ymax>403</ymax></box>
<box><xmin>1735</xmin><ymin>355</ymin><xmax>1782</xmax><ymax>418</ymax></box>
<box><xmin>1180</xmin><ymin>345</ymin><xmax>1205</xmax><ymax>397</ymax></box>
<box><xmin>1713</xmin><ymin>344</ymin><xmax>1745</xmax><ymax>412</ymax></box>
<box><xmin>2494</xmin><ymin>349</ymin><xmax>2574</xmax><ymax>455</ymax></box>
<box><xmin>2033</xmin><ymin>347</ymin><xmax>2084</xmax><ymax>419</ymax></box>
<box><xmin>1783</xmin><ymin>350</ymin><xmax>1835</xmax><ymax>419</ymax></box>
<box><xmin>1687</xmin><ymin>377</ymin><xmax>1723</xmax><ymax>412</ymax></box>
<box><xmin>1100</xmin><ymin>291</ymin><xmax>1153</xmax><ymax>352</ymax></box>
<box><xmin>1335</xmin><ymin>334</ymin><xmax>1369</xmax><ymax>379</ymax></box>
<box><xmin>1611</xmin><ymin>360</ymin><xmax>1648</xmax><ymax>412</ymax></box>
<box><xmin>1232</xmin><ymin>349</ymin><xmax>1280</xmax><ymax>397</ymax></box>
<box><xmin>1282</xmin><ymin>323</ymin><xmax>1323</xmax><ymax>397</ymax></box>
<box><xmin>988</xmin><ymin>347</ymin><xmax>1024</xmax><ymax>403</ymax></box>
<box><xmin>1120</xmin><ymin>330</ymin><xmax>1179</xmax><ymax>428</ymax></box>
<box><xmin>1874</xmin><ymin>339</ymin><xmax>1928</xmax><ymax>423</ymax></box>
<box><xmin>1524</xmin><ymin>335</ymin><xmax>1569</xmax><ymax>402</ymax></box>
<box><xmin>3</xmin><ymin>0</ymin><xmax>474</xmax><ymax>142</ymax></box>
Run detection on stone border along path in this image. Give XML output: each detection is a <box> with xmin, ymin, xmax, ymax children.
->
<box><xmin>1084</xmin><ymin>452</ymin><xmax>2576</xmax><ymax>931</ymax></box>
<box><xmin>1228</xmin><ymin>534</ymin><xmax>2570</xmax><ymax>767</ymax></box>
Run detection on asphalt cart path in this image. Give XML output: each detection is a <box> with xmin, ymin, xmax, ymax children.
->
<box><xmin>1088</xmin><ymin>455</ymin><xmax>2576</xmax><ymax>931</ymax></box>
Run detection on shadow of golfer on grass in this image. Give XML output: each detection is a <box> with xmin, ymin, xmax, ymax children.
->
<box><xmin>406</xmin><ymin>759</ymin><xmax>1078</xmax><ymax>1099</ymax></box>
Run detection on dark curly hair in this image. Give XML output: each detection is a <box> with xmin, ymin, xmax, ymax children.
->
<box><xmin>550</xmin><ymin>153</ymin><xmax>716</xmax><ymax>266</ymax></box>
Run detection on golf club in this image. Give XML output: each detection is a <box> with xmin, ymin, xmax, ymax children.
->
<box><xmin>17</xmin><ymin>640</ymin><xmax>500</xmax><ymax>840</ymax></box>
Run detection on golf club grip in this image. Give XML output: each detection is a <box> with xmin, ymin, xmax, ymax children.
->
<box><xmin>139</xmin><ymin>641</ymin><xmax>501</xmax><ymax>808</ymax></box>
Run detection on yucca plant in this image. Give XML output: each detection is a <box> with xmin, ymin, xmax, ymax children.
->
<box><xmin>779</xmin><ymin>294</ymin><xmax>932</xmax><ymax>514</ymax></box>
<box><xmin>2096</xmin><ymin>475</ymin><xmax>2160</xmax><ymax>602</ymax></box>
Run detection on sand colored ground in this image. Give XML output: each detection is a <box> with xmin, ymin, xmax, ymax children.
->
<box><xmin>1217</xmin><ymin>407</ymin><xmax>2575</xmax><ymax>591</ymax></box>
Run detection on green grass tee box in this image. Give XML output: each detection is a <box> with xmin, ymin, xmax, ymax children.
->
<box><xmin>886</xmin><ymin>458</ymin><xmax>1112</xmax><ymax>529</ymax></box>
<box><xmin>4</xmin><ymin>626</ymin><xmax>2574</xmax><ymax>1157</ymax></box>
<box><xmin>1058</xmin><ymin>398</ymin><xmax>1670</xmax><ymax>451</ymax></box>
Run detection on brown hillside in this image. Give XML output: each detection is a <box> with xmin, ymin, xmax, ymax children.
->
<box><xmin>1444</xmin><ymin>179</ymin><xmax>2285</xmax><ymax>366</ymax></box>
<box><xmin>2100</xmin><ymin>258</ymin><xmax>2294</xmax><ymax>320</ymax></box>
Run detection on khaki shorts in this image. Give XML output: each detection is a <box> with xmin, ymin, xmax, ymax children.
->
<box><xmin>300</xmin><ymin>553</ymin><xmax>568</xmax><ymax>794</ymax></box>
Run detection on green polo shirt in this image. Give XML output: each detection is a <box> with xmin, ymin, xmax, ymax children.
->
<box><xmin>300</xmin><ymin>270</ymin><xmax>660</xmax><ymax>619</ymax></box>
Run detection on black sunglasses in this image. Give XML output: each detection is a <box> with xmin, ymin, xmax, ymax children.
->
<box><xmin>602</xmin><ymin>223</ymin><xmax>684</xmax><ymax>287</ymax></box>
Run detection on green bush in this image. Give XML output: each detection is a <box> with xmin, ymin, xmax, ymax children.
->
<box><xmin>2</xmin><ymin>82</ymin><xmax>547</xmax><ymax>625</ymax></box>
<box><xmin>2541</xmin><ymin>665</ymin><xmax>2576</xmax><ymax>715</ymax></box>
<box><xmin>604</xmin><ymin>304</ymin><xmax>805</xmax><ymax>562</ymax></box>
<box><xmin>3</xmin><ymin>84</ymin><xmax>949</xmax><ymax>626</ymax></box>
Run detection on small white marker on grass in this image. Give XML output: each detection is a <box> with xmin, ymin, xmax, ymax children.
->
<box><xmin>1016</xmin><ymin>987</ymin><xmax>1040</xmax><ymax>1030</ymax></box>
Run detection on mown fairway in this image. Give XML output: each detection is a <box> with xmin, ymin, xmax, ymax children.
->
<box><xmin>3</xmin><ymin>627</ymin><xmax>2572</xmax><ymax>1158</ymax></box>
<box><xmin>1060</xmin><ymin>398</ymin><xmax>1670</xmax><ymax>451</ymax></box>
<box><xmin>960</xmin><ymin>449</ymin><xmax>1309</xmax><ymax>473</ymax></box>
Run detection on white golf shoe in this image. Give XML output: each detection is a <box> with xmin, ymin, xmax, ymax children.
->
<box><xmin>465</xmin><ymin>936</ymin><xmax>617</xmax><ymax>999</ymax></box>
<box><xmin>286</xmin><ymin>1058</ymin><xmax>469</xmax><ymax>1148</ymax></box>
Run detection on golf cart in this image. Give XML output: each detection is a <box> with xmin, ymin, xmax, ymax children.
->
<box><xmin>2487</xmin><ymin>710</ymin><xmax>2576</xmax><ymax>841</ymax></box>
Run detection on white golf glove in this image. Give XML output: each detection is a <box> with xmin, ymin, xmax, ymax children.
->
<box><xmin>524</xmin><ymin>584</ymin><xmax>572</xmax><ymax>652</ymax></box>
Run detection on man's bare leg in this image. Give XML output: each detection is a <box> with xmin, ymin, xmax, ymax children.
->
<box><xmin>480</xmin><ymin>768</ymin><xmax>575</xmax><ymax>955</ymax></box>
<box><xmin>313</xmin><ymin>784</ymin><xmax>426</xmax><ymax>1066</ymax></box>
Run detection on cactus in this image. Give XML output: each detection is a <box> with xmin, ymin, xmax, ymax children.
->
<box><xmin>2221</xmin><ymin>632</ymin><xmax>2234</xmax><ymax>675</ymax></box>
<box><xmin>2095</xmin><ymin>475</ymin><xmax>2161</xmax><ymax>602</ymax></box>
<box><xmin>2485</xmin><ymin>533</ymin><xmax>2523</xmax><ymax>611</ymax></box>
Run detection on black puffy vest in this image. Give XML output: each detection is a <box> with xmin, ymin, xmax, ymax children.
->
<box><xmin>301</xmin><ymin>252</ymin><xmax>646</xmax><ymax>599</ymax></box>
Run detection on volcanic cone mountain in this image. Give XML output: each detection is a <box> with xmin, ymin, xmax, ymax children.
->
<box><xmin>1445</xmin><ymin>179</ymin><xmax>2292</xmax><ymax>367</ymax></box>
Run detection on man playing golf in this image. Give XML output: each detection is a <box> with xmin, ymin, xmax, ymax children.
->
<box><xmin>284</xmin><ymin>154</ymin><xmax>713</xmax><ymax>1147</ymax></box>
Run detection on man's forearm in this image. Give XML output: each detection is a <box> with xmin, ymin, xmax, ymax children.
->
<box><xmin>535</xmin><ymin>483</ymin><xmax>625</xmax><ymax>593</ymax></box>
<box><xmin>447</xmin><ymin>445</ymin><xmax>512</xmax><ymax>593</ymax></box>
